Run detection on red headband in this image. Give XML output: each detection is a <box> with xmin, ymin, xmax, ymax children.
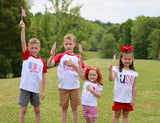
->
<box><xmin>121</xmin><ymin>45</ymin><xmax>133</xmax><ymax>52</ymax></box>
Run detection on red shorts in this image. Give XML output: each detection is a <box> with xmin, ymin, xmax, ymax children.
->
<box><xmin>82</xmin><ymin>105</ymin><xmax>98</xmax><ymax>120</ymax></box>
<box><xmin>112</xmin><ymin>101</ymin><xmax>133</xmax><ymax>111</ymax></box>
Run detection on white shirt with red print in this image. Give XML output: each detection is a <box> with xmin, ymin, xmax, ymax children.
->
<box><xmin>20</xmin><ymin>50</ymin><xmax>47</xmax><ymax>93</ymax></box>
<box><xmin>112</xmin><ymin>66</ymin><xmax>138</xmax><ymax>103</ymax></box>
<box><xmin>54</xmin><ymin>52</ymin><xmax>85</xmax><ymax>90</ymax></box>
<box><xmin>81</xmin><ymin>80</ymin><xmax>103</xmax><ymax>107</ymax></box>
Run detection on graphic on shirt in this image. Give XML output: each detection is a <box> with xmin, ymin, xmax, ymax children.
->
<box><xmin>120</xmin><ymin>74</ymin><xmax>133</xmax><ymax>86</ymax></box>
<box><xmin>82</xmin><ymin>87</ymin><xmax>91</xmax><ymax>97</ymax></box>
<box><xmin>62</xmin><ymin>60</ymin><xmax>77</xmax><ymax>71</ymax></box>
<box><xmin>28</xmin><ymin>62</ymin><xmax>42</xmax><ymax>73</ymax></box>
<box><xmin>82</xmin><ymin>85</ymin><xmax>95</xmax><ymax>97</ymax></box>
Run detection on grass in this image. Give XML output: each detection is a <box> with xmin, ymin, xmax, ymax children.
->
<box><xmin>82</xmin><ymin>51</ymin><xmax>100</xmax><ymax>60</ymax></box>
<box><xmin>0</xmin><ymin>53</ymin><xmax>160</xmax><ymax>123</ymax></box>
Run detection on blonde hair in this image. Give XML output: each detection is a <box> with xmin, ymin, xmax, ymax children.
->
<box><xmin>84</xmin><ymin>66</ymin><xmax>103</xmax><ymax>85</ymax></box>
<box><xmin>64</xmin><ymin>34</ymin><xmax>76</xmax><ymax>42</ymax></box>
<box><xmin>28</xmin><ymin>38</ymin><xmax>40</xmax><ymax>46</ymax></box>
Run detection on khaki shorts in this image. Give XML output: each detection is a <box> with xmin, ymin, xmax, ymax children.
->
<box><xmin>59</xmin><ymin>88</ymin><xmax>81</xmax><ymax>107</ymax></box>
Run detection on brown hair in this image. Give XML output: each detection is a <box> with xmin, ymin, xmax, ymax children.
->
<box><xmin>64</xmin><ymin>34</ymin><xmax>76</xmax><ymax>42</ymax></box>
<box><xmin>28</xmin><ymin>38</ymin><xmax>40</xmax><ymax>45</ymax></box>
<box><xmin>84</xmin><ymin>66</ymin><xmax>103</xmax><ymax>85</ymax></box>
<box><xmin>119</xmin><ymin>50</ymin><xmax>135</xmax><ymax>72</ymax></box>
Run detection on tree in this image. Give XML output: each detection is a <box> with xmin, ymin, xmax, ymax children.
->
<box><xmin>48</xmin><ymin>0</ymin><xmax>81</xmax><ymax>37</ymax></box>
<box><xmin>10</xmin><ymin>53</ymin><xmax>22</xmax><ymax>77</ymax></box>
<box><xmin>99</xmin><ymin>33</ymin><xmax>116</xmax><ymax>58</ymax></box>
<box><xmin>0</xmin><ymin>55</ymin><xmax>12</xmax><ymax>78</ymax></box>
<box><xmin>131</xmin><ymin>16</ymin><xmax>159</xmax><ymax>59</ymax></box>
<box><xmin>33</xmin><ymin>0</ymin><xmax>81</xmax><ymax>55</ymax></box>
<box><xmin>30</xmin><ymin>0</ymin><xmax>97</xmax><ymax>61</ymax></box>
<box><xmin>42</xmin><ymin>7</ymin><xmax>51</xmax><ymax>43</ymax></box>
<box><xmin>148</xmin><ymin>29</ymin><xmax>160</xmax><ymax>59</ymax></box>
<box><xmin>118</xmin><ymin>19</ymin><xmax>133</xmax><ymax>47</ymax></box>
<box><xmin>43</xmin><ymin>0</ymin><xmax>94</xmax><ymax>54</ymax></box>
<box><xmin>105</xmin><ymin>24</ymin><xmax>120</xmax><ymax>43</ymax></box>
<box><xmin>86</xmin><ymin>22</ymin><xmax>104</xmax><ymax>51</ymax></box>
<box><xmin>0</xmin><ymin>0</ymin><xmax>31</xmax><ymax>77</ymax></box>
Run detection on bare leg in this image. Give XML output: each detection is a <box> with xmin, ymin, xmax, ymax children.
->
<box><xmin>122</xmin><ymin>110</ymin><xmax>129</xmax><ymax>123</ymax></box>
<box><xmin>90</xmin><ymin>119</ymin><xmax>96</xmax><ymax>123</ymax></box>
<box><xmin>20</xmin><ymin>106</ymin><xmax>27</xmax><ymax>123</ymax></box>
<box><xmin>62</xmin><ymin>107</ymin><xmax>68</xmax><ymax>123</ymax></box>
<box><xmin>112</xmin><ymin>110</ymin><xmax>121</xmax><ymax>123</ymax></box>
<box><xmin>85</xmin><ymin>118</ymin><xmax>90</xmax><ymax>123</ymax></box>
<box><xmin>34</xmin><ymin>106</ymin><xmax>41</xmax><ymax>123</ymax></box>
<box><xmin>71</xmin><ymin>106</ymin><xmax>78</xmax><ymax>123</ymax></box>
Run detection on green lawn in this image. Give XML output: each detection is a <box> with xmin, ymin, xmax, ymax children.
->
<box><xmin>0</xmin><ymin>58</ymin><xmax>160</xmax><ymax>123</ymax></box>
<box><xmin>82</xmin><ymin>51</ymin><xmax>100</xmax><ymax>60</ymax></box>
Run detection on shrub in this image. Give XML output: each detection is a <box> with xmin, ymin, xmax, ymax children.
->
<box><xmin>0</xmin><ymin>55</ymin><xmax>12</xmax><ymax>78</ymax></box>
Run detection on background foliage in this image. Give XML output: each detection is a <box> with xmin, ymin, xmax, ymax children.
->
<box><xmin>0</xmin><ymin>0</ymin><xmax>160</xmax><ymax>77</ymax></box>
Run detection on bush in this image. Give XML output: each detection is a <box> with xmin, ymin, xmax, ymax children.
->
<box><xmin>0</xmin><ymin>55</ymin><xmax>12</xmax><ymax>78</ymax></box>
<box><xmin>10</xmin><ymin>53</ymin><xmax>22</xmax><ymax>77</ymax></box>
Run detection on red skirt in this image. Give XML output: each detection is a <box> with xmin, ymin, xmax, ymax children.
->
<box><xmin>112</xmin><ymin>101</ymin><xmax>133</xmax><ymax>111</ymax></box>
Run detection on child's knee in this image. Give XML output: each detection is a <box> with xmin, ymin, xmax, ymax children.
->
<box><xmin>21</xmin><ymin>107</ymin><xmax>27</xmax><ymax>114</ymax></box>
<box><xmin>71</xmin><ymin>106</ymin><xmax>78</xmax><ymax>111</ymax></box>
<box><xmin>114</xmin><ymin>111</ymin><xmax>121</xmax><ymax>118</ymax></box>
<box><xmin>34</xmin><ymin>106</ymin><xmax>40</xmax><ymax>114</ymax></box>
<box><xmin>122</xmin><ymin>111</ymin><xmax>129</xmax><ymax>118</ymax></box>
<box><xmin>62</xmin><ymin>107</ymin><xmax>68</xmax><ymax>112</ymax></box>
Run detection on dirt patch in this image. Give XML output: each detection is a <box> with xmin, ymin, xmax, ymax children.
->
<box><xmin>143</xmin><ymin>104</ymin><xmax>155</xmax><ymax>106</ymax></box>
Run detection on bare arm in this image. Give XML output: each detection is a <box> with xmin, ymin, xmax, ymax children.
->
<box><xmin>130</xmin><ymin>78</ymin><xmax>137</xmax><ymax>106</ymax></box>
<box><xmin>87</xmin><ymin>85</ymin><xmax>102</xmax><ymax>98</ymax></box>
<box><xmin>78</xmin><ymin>58</ymin><xmax>85</xmax><ymax>80</ymax></box>
<box><xmin>47</xmin><ymin>49</ymin><xmax>55</xmax><ymax>67</ymax></box>
<box><xmin>19</xmin><ymin>20</ymin><xmax>27</xmax><ymax>53</ymax></box>
<box><xmin>70</xmin><ymin>60</ymin><xmax>78</xmax><ymax>72</ymax></box>
<box><xmin>40</xmin><ymin>73</ymin><xmax>46</xmax><ymax>100</ymax></box>
<box><xmin>108</xmin><ymin>64</ymin><xmax>116</xmax><ymax>81</ymax></box>
<box><xmin>63</xmin><ymin>59</ymin><xmax>78</xmax><ymax>72</ymax></box>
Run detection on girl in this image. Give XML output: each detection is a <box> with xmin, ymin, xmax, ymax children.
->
<box><xmin>108</xmin><ymin>45</ymin><xmax>138</xmax><ymax>123</ymax></box>
<box><xmin>78</xmin><ymin>59</ymin><xmax>103</xmax><ymax>123</ymax></box>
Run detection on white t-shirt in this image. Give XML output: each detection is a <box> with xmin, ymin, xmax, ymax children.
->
<box><xmin>81</xmin><ymin>80</ymin><xmax>103</xmax><ymax>107</ymax></box>
<box><xmin>112</xmin><ymin>66</ymin><xmax>138</xmax><ymax>103</ymax></box>
<box><xmin>54</xmin><ymin>52</ymin><xmax>85</xmax><ymax>90</ymax></box>
<box><xmin>20</xmin><ymin>50</ymin><xmax>47</xmax><ymax>93</ymax></box>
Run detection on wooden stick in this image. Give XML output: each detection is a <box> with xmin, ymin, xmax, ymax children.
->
<box><xmin>21</xmin><ymin>6</ymin><xmax>23</xmax><ymax>20</ymax></box>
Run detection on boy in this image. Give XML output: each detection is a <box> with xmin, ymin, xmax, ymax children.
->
<box><xmin>18</xmin><ymin>20</ymin><xmax>47</xmax><ymax>123</ymax></box>
<box><xmin>47</xmin><ymin>34</ymin><xmax>85</xmax><ymax>123</ymax></box>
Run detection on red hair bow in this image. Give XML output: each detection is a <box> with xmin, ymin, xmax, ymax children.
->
<box><xmin>121</xmin><ymin>45</ymin><xmax>133</xmax><ymax>52</ymax></box>
<box><xmin>85</xmin><ymin>66</ymin><xmax>90</xmax><ymax>74</ymax></box>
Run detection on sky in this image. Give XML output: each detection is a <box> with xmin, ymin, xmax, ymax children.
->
<box><xmin>30</xmin><ymin>0</ymin><xmax>160</xmax><ymax>24</ymax></box>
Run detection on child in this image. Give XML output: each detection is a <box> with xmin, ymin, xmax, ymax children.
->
<box><xmin>47</xmin><ymin>34</ymin><xmax>85</xmax><ymax>123</ymax></box>
<box><xmin>78</xmin><ymin>59</ymin><xmax>103</xmax><ymax>123</ymax></box>
<box><xmin>18</xmin><ymin>20</ymin><xmax>47</xmax><ymax>123</ymax></box>
<box><xmin>108</xmin><ymin>45</ymin><xmax>138</xmax><ymax>123</ymax></box>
